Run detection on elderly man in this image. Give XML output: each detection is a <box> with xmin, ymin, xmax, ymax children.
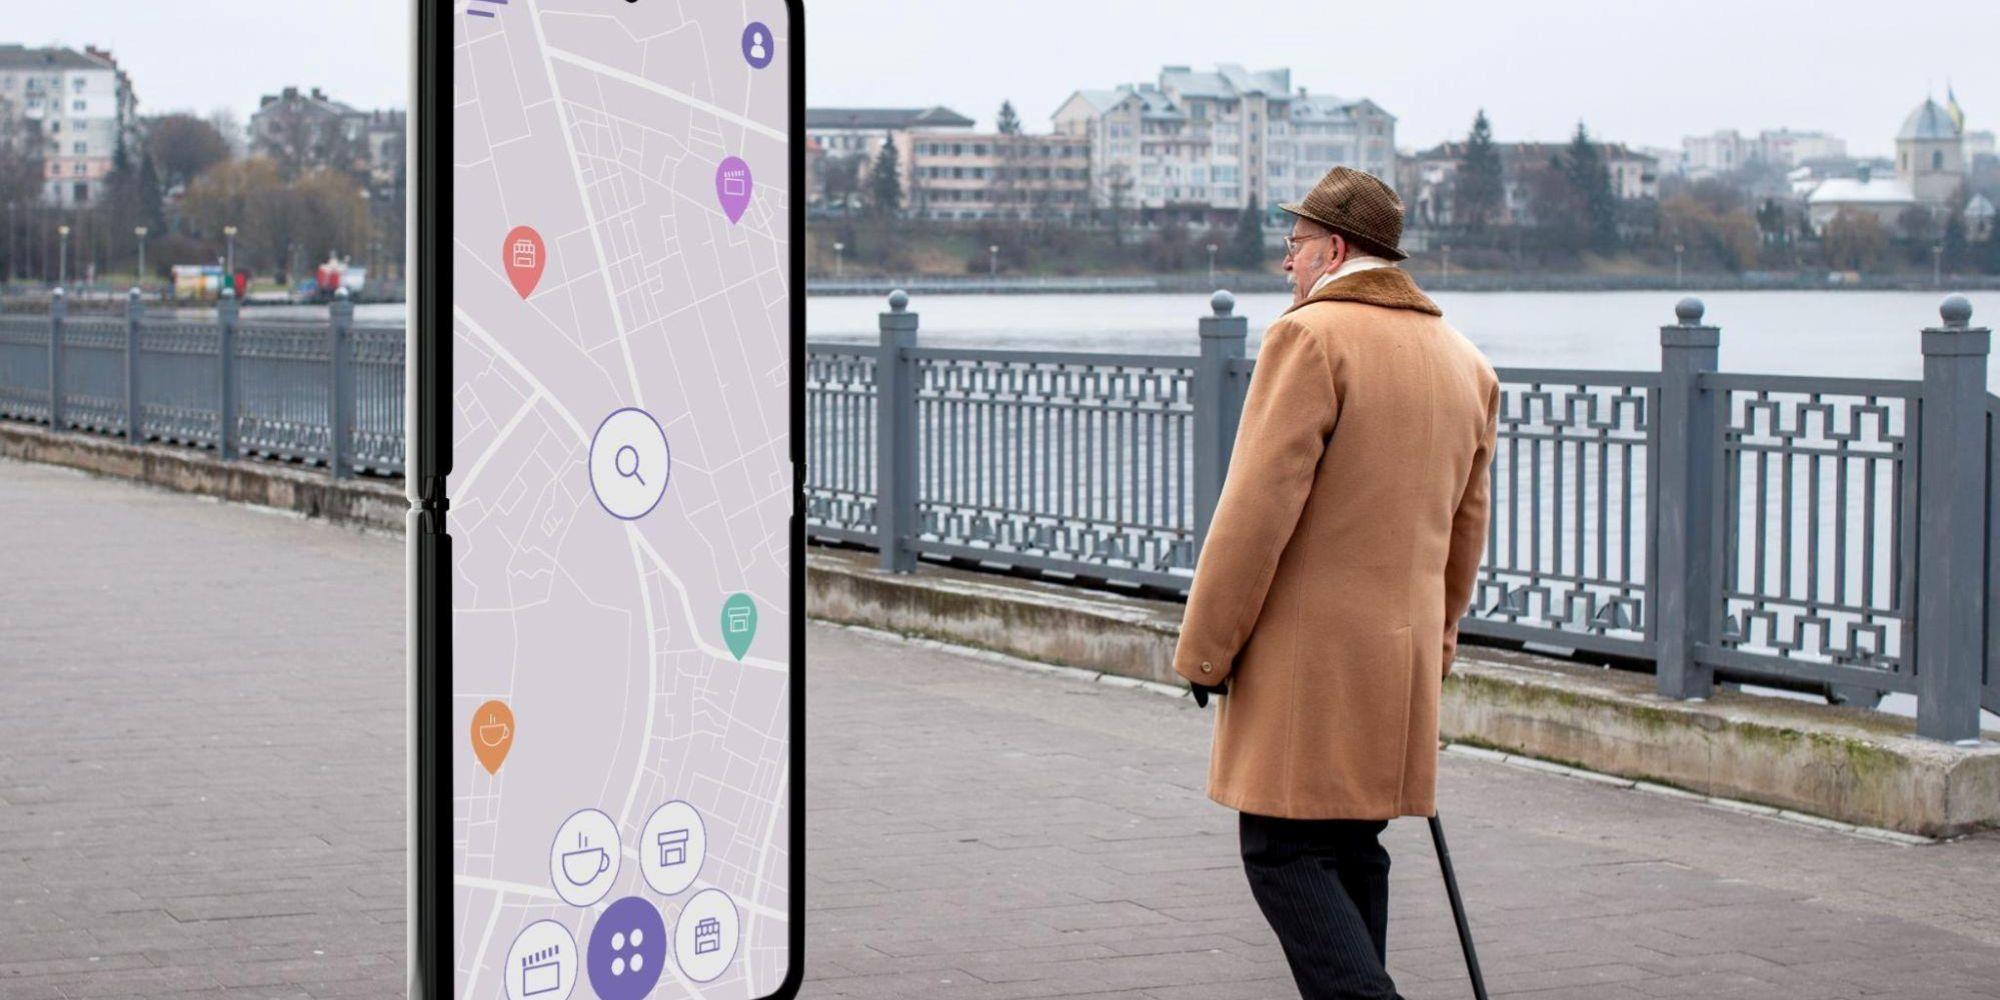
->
<box><xmin>1173</xmin><ymin>167</ymin><xmax>1498</xmax><ymax>1000</ymax></box>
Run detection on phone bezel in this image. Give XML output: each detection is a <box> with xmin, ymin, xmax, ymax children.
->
<box><xmin>410</xmin><ymin>2</ymin><xmax>806</xmax><ymax>997</ymax></box>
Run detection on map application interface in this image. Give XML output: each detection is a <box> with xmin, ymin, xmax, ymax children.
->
<box><xmin>449</xmin><ymin>2</ymin><xmax>792</xmax><ymax>997</ymax></box>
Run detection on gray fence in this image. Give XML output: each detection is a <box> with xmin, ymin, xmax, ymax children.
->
<box><xmin>0</xmin><ymin>287</ymin><xmax>403</xmax><ymax>477</ymax></box>
<box><xmin>805</xmin><ymin>290</ymin><xmax>1999</xmax><ymax>743</ymax></box>
<box><xmin>1</xmin><ymin>283</ymin><xmax>1993</xmax><ymax>740</ymax></box>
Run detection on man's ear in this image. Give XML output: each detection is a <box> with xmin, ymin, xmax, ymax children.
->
<box><xmin>1328</xmin><ymin>233</ymin><xmax>1350</xmax><ymax>272</ymax></box>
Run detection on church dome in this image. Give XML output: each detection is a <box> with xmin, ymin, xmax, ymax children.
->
<box><xmin>1898</xmin><ymin>99</ymin><xmax>1959</xmax><ymax>141</ymax></box>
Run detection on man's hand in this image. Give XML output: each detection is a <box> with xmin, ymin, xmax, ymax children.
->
<box><xmin>1189</xmin><ymin>679</ymin><xmax>1229</xmax><ymax>708</ymax></box>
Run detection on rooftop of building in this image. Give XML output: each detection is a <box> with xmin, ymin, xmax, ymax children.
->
<box><xmin>1413</xmin><ymin>139</ymin><xmax>1657</xmax><ymax>165</ymax></box>
<box><xmin>1807</xmin><ymin>173</ymin><xmax>1917</xmax><ymax>205</ymax></box>
<box><xmin>806</xmin><ymin>106</ymin><xmax>974</xmax><ymax>130</ymax></box>
<box><xmin>0</xmin><ymin>44</ymin><xmax>118</xmax><ymax>72</ymax></box>
<box><xmin>1898</xmin><ymin>98</ymin><xmax>1960</xmax><ymax>142</ymax></box>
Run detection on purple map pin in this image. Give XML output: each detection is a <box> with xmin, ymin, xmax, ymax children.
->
<box><xmin>715</xmin><ymin>157</ymin><xmax>752</xmax><ymax>225</ymax></box>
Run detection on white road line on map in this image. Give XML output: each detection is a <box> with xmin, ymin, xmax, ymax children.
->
<box><xmin>455</xmin><ymin>390</ymin><xmax>547</xmax><ymax>497</ymax></box>
<box><xmin>456</xmin><ymin>874</ymin><xmax>563</xmax><ymax>901</ymax></box>
<box><xmin>453</xmin><ymin>304</ymin><xmax>590</xmax><ymax>442</ymax></box>
<box><xmin>633</xmin><ymin>529</ymin><xmax>787</xmax><ymax>672</ymax></box>
<box><xmin>544</xmin><ymin>46</ymin><xmax>786</xmax><ymax>142</ymax></box>
<box><xmin>617</xmin><ymin>524</ymin><xmax>663</xmax><ymax>831</ymax></box>
<box><xmin>526</xmin><ymin>0</ymin><xmax>646</xmax><ymax>409</ymax></box>
<box><xmin>462</xmin><ymin>903</ymin><xmax>502</xmax><ymax>1000</ymax></box>
<box><xmin>740</xmin><ymin>755</ymin><xmax>789</xmax><ymax>960</ymax></box>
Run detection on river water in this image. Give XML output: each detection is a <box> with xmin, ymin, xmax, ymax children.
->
<box><xmin>808</xmin><ymin>288</ymin><xmax>2000</xmax><ymax>391</ymax></box>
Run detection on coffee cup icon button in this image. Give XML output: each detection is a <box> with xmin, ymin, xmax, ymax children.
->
<box><xmin>549</xmin><ymin>809</ymin><xmax>621</xmax><ymax>907</ymax></box>
<box><xmin>561</xmin><ymin>843</ymin><xmax>611</xmax><ymax>886</ymax></box>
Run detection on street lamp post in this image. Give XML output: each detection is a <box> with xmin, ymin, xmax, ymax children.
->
<box><xmin>1441</xmin><ymin>242</ymin><xmax>1452</xmax><ymax>286</ymax></box>
<box><xmin>988</xmin><ymin>244</ymin><xmax>999</xmax><ymax>278</ymax></box>
<box><xmin>57</xmin><ymin>223</ymin><xmax>70</xmax><ymax>289</ymax></box>
<box><xmin>1206</xmin><ymin>242</ymin><xmax>1218</xmax><ymax>284</ymax></box>
<box><xmin>1932</xmin><ymin>243</ymin><xmax>1943</xmax><ymax>289</ymax></box>
<box><xmin>5</xmin><ymin>201</ymin><xmax>14</xmax><ymax>284</ymax></box>
<box><xmin>223</xmin><ymin>225</ymin><xmax>238</xmax><ymax>284</ymax></box>
<box><xmin>134</xmin><ymin>225</ymin><xmax>148</xmax><ymax>292</ymax></box>
<box><xmin>1673</xmin><ymin>243</ymin><xmax>1685</xmax><ymax>286</ymax></box>
<box><xmin>832</xmin><ymin>241</ymin><xmax>844</xmax><ymax>278</ymax></box>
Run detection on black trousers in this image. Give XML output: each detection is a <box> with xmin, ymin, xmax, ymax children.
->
<box><xmin>1240</xmin><ymin>811</ymin><xmax>1404</xmax><ymax>1000</ymax></box>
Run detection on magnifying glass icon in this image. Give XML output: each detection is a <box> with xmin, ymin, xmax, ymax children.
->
<box><xmin>615</xmin><ymin>444</ymin><xmax>644</xmax><ymax>486</ymax></box>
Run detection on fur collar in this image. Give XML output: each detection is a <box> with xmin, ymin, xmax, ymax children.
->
<box><xmin>1284</xmin><ymin>266</ymin><xmax>1442</xmax><ymax>318</ymax></box>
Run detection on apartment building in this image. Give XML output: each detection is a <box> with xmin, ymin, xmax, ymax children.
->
<box><xmin>0</xmin><ymin>44</ymin><xmax>138</xmax><ymax>207</ymax></box>
<box><xmin>1052</xmin><ymin>64</ymin><xmax>1395</xmax><ymax>227</ymax></box>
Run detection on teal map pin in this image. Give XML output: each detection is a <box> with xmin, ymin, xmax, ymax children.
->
<box><xmin>720</xmin><ymin>593</ymin><xmax>757</xmax><ymax>661</ymax></box>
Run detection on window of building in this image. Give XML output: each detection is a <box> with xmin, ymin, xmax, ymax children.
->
<box><xmin>71</xmin><ymin>100</ymin><xmax>85</xmax><ymax>112</ymax></box>
<box><xmin>1933</xmin><ymin>150</ymin><xmax>1943</xmax><ymax>170</ymax></box>
<box><xmin>73</xmin><ymin>181</ymin><xmax>89</xmax><ymax>201</ymax></box>
<box><xmin>72</xmin><ymin>162</ymin><xmax>85</xmax><ymax>175</ymax></box>
<box><xmin>72</xmin><ymin>77</ymin><xmax>84</xmax><ymax>90</ymax></box>
<box><xmin>71</xmin><ymin>141</ymin><xmax>85</xmax><ymax>154</ymax></box>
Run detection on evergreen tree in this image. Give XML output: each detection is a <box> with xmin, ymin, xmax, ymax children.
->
<box><xmin>1558</xmin><ymin>122</ymin><xmax>1618</xmax><ymax>251</ymax></box>
<box><xmin>1452</xmin><ymin>110</ymin><xmax>1503</xmax><ymax>232</ymax></box>
<box><xmin>867</xmin><ymin>133</ymin><xmax>902</xmax><ymax>217</ymax></box>
<box><xmin>1230</xmin><ymin>194</ymin><xmax>1266</xmax><ymax>268</ymax></box>
<box><xmin>996</xmin><ymin>101</ymin><xmax>1021</xmax><ymax>136</ymax></box>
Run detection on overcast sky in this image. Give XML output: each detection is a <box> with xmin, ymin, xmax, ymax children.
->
<box><xmin>807</xmin><ymin>0</ymin><xmax>2000</xmax><ymax>158</ymax></box>
<box><xmin>8</xmin><ymin>1</ymin><xmax>1996</xmax><ymax>159</ymax></box>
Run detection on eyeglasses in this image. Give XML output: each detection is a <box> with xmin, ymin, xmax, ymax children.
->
<box><xmin>1283</xmin><ymin>232</ymin><xmax>1331</xmax><ymax>259</ymax></box>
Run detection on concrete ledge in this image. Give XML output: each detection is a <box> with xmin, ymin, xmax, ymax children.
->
<box><xmin>0</xmin><ymin>423</ymin><xmax>405</xmax><ymax>531</ymax></box>
<box><xmin>806</xmin><ymin>545</ymin><xmax>2000</xmax><ymax>838</ymax></box>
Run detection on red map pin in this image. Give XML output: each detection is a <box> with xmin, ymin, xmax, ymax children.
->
<box><xmin>502</xmin><ymin>225</ymin><xmax>546</xmax><ymax>299</ymax></box>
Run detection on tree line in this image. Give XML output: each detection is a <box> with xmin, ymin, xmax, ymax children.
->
<box><xmin>0</xmin><ymin>105</ymin><xmax>399</xmax><ymax>290</ymax></box>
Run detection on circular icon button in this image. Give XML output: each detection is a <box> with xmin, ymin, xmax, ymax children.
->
<box><xmin>639</xmin><ymin>801</ymin><xmax>708</xmax><ymax>897</ymax></box>
<box><xmin>673</xmin><ymin>888</ymin><xmax>740</xmax><ymax>983</ymax></box>
<box><xmin>504</xmin><ymin>919</ymin><xmax>577</xmax><ymax>1000</ymax></box>
<box><xmin>589</xmin><ymin>407</ymin><xmax>670</xmax><ymax>520</ymax></box>
<box><xmin>587</xmin><ymin>896</ymin><xmax>667</xmax><ymax>1000</ymax></box>
<box><xmin>741</xmin><ymin>21</ymin><xmax>773</xmax><ymax>69</ymax></box>
<box><xmin>548</xmin><ymin>808</ymin><xmax>620</xmax><ymax>907</ymax></box>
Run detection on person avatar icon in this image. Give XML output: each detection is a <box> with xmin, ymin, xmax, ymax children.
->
<box><xmin>741</xmin><ymin>21</ymin><xmax>773</xmax><ymax>69</ymax></box>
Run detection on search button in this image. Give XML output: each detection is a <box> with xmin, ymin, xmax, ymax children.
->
<box><xmin>589</xmin><ymin>407</ymin><xmax>670</xmax><ymax>520</ymax></box>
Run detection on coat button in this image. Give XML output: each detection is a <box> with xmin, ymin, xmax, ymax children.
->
<box><xmin>1200</xmin><ymin>661</ymin><xmax>1212</xmax><ymax>673</ymax></box>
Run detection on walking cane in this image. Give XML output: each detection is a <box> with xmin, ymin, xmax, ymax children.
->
<box><xmin>1427</xmin><ymin>814</ymin><xmax>1490</xmax><ymax>1000</ymax></box>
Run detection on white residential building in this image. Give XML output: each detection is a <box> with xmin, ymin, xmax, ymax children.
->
<box><xmin>0</xmin><ymin>44</ymin><xmax>138</xmax><ymax>207</ymax></box>
<box><xmin>1681</xmin><ymin>128</ymin><xmax>1847</xmax><ymax>177</ymax></box>
<box><xmin>1052</xmin><ymin>64</ymin><xmax>1395</xmax><ymax>227</ymax></box>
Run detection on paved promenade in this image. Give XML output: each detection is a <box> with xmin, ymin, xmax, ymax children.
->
<box><xmin>2</xmin><ymin>456</ymin><xmax>1999</xmax><ymax>999</ymax></box>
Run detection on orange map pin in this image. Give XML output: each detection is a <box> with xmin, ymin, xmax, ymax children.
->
<box><xmin>472</xmin><ymin>699</ymin><xmax>515</xmax><ymax>775</ymax></box>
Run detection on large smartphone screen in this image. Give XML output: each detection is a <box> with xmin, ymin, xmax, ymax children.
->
<box><xmin>446</xmin><ymin>2</ymin><xmax>795</xmax><ymax>997</ymax></box>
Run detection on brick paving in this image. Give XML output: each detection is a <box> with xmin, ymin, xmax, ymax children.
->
<box><xmin>2</xmin><ymin>456</ymin><xmax>1999</xmax><ymax>999</ymax></box>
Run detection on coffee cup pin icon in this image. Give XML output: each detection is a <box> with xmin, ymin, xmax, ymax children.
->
<box><xmin>502</xmin><ymin>225</ymin><xmax>546</xmax><ymax>299</ymax></box>
<box><xmin>472</xmin><ymin>699</ymin><xmax>514</xmax><ymax>774</ymax></box>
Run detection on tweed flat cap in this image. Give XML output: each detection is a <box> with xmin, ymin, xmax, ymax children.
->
<box><xmin>1279</xmin><ymin>166</ymin><xmax>1408</xmax><ymax>261</ymax></box>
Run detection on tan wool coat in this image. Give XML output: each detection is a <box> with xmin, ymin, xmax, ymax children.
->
<box><xmin>1172</xmin><ymin>266</ymin><xmax>1498</xmax><ymax>820</ymax></box>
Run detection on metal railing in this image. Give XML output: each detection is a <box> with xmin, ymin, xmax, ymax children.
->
<box><xmin>1</xmin><ymin>284</ymin><xmax>1993</xmax><ymax>740</ymax></box>
<box><xmin>0</xmin><ymin>287</ymin><xmax>403</xmax><ymax>477</ymax></box>
<box><xmin>804</xmin><ymin>290</ymin><xmax>1998</xmax><ymax>743</ymax></box>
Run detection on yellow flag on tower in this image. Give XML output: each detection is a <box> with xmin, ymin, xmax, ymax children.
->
<box><xmin>1946</xmin><ymin>85</ymin><xmax>1966</xmax><ymax>133</ymax></box>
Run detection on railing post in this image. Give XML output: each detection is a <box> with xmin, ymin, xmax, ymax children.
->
<box><xmin>1655</xmin><ymin>296</ymin><xmax>1719</xmax><ymax>700</ymax></box>
<box><xmin>47</xmin><ymin>286</ymin><xmax>64</xmax><ymax>430</ymax></box>
<box><xmin>217</xmin><ymin>286</ymin><xmax>239</xmax><ymax>460</ymax></box>
<box><xmin>1193</xmin><ymin>289</ymin><xmax>1247</xmax><ymax>549</ymax></box>
<box><xmin>1914</xmin><ymin>294</ymin><xmax>1989</xmax><ymax>743</ymax></box>
<box><xmin>875</xmin><ymin>289</ymin><xmax>917</xmax><ymax>572</ymax></box>
<box><xmin>329</xmin><ymin>287</ymin><xmax>354</xmax><ymax>478</ymax></box>
<box><xmin>124</xmin><ymin>286</ymin><xmax>143</xmax><ymax>443</ymax></box>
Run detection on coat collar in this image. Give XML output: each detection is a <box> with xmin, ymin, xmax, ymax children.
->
<box><xmin>1284</xmin><ymin>266</ymin><xmax>1443</xmax><ymax>318</ymax></box>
